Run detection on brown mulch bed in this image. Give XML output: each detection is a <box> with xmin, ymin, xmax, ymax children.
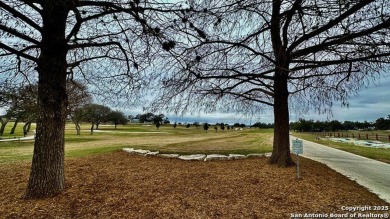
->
<box><xmin>0</xmin><ymin>151</ymin><xmax>388</xmax><ymax>218</ymax></box>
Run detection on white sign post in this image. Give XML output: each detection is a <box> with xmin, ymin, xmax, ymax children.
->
<box><xmin>292</xmin><ymin>139</ymin><xmax>303</xmax><ymax>179</ymax></box>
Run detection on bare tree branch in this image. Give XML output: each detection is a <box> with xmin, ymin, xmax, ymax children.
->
<box><xmin>0</xmin><ymin>0</ymin><xmax>42</xmax><ymax>32</ymax></box>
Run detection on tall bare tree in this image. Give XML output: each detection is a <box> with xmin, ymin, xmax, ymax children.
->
<box><xmin>151</xmin><ymin>0</ymin><xmax>390</xmax><ymax>166</ymax></box>
<box><xmin>0</xmin><ymin>0</ymin><xmax>181</xmax><ymax>198</ymax></box>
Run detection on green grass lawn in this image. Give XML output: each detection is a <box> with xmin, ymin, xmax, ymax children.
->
<box><xmin>3</xmin><ymin>121</ymin><xmax>388</xmax><ymax>164</ymax></box>
<box><xmin>292</xmin><ymin>132</ymin><xmax>390</xmax><ymax>163</ymax></box>
<box><xmin>0</xmin><ymin>122</ymin><xmax>274</xmax><ymax>163</ymax></box>
<box><xmin>0</xmin><ymin>122</ymin><xmax>36</xmax><ymax>138</ymax></box>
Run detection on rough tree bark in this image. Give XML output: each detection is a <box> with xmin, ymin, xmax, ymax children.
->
<box><xmin>268</xmin><ymin>0</ymin><xmax>294</xmax><ymax>167</ymax></box>
<box><xmin>24</xmin><ymin>2</ymin><xmax>69</xmax><ymax>199</ymax></box>
<box><xmin>269</xmin><ymin>73</ymin><xmax>294</xmax><ymax>167</ymax></box>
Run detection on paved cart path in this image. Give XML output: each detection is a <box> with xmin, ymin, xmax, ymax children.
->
<box><xmin>292</xmin><ymin>136</ymin><xmax>390</xmax><ymax>203</ymax></box>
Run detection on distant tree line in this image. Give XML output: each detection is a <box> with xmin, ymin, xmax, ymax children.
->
<box><xmin>72</xmin><ymin>104</ymin><xmax>129</xmax><ymax>135</ymax></box>
<box><xmin>128</xmin><ymin>112</ymin><xmax>170</xmax><ymax>130</ymax></box>
<box><xmin>290</xmin><ymin>116</ymin><xmax>390</xmax><ymax>132</ymax></box>
<box><xmin>0</xmin><ymin>82</ymin><xmax>129</xmax><ymax>136</ymax></box>
<box><xmin>132</xmin><ymin>112</ymin><xmax>170</xmax><ymax>124</ymax></box>
<box><xmin>250</xmin><ymin>122</ymin><xmax>274</xmax><ymax>129</ymax></box>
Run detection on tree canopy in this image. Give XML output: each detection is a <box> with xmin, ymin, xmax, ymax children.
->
<box><xmin>150</xmin><ymin>0</ymin><xmax>390</xmax><ymax>166</ymax></box>
<box><xmin>0</xmin><ymin>0</ymin><xmax>184</xmax><ymax>199</ymax></box>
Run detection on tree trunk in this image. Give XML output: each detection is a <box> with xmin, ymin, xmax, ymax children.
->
<box><xmin>75</xmin><ymin>121</ymin><xmax>81</xmax><ymax>135</ymax></box>
<box><xmin>23</xmin><ymin>122</ymin><xmax>31</xmax><ymax>137</ymax></box>
<box><xmin>269</xmin><ymin>73</ymin><xmax>294</xmax><ymax>167</ymax></box>
<box><xmin>90</xmin><ymin>123</ymin><xmax>94</xmax><ymax>135</ymax></box>
<box><xmin>24</xmin><ymin>3</ymin><xmax>70</xmax><ymax>199</ymax></box>
<box><xmin>0</xmin><ymin>122</ymin><xmax>7</xmax><ymax>136</ymax></box>
<box><xmin>9</xmin><ymin>118</ymin><xmax>20</xmax><ymax>134</ymax></box>
<box><xmin>0</xmin><ymin>116</ymin><xmax>10</xmax><ymax>136</ymax></box>
<box><xmin>26</xmin><ymin>122</ymin><xmax>32</xmax><ymax>132</ymax></box>
<box><xmin>268</xmin><ymin>0</ymin><xmax>294</xmax><ymax>167</ymax></box>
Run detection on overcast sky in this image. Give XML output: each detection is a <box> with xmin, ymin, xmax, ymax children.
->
<box><xmin>299</xmin><ymin>77</ymin><xmax>390</xmax><ymax>123</ymax></box>
<box><xmin>149</xmin><ymin>76</ymin><xmax>390</xmax><ymax>125</ymax></box>
<box><xmin>2</xmin><ymin>77</ymin><xmax>389</xmax><ymax>125</ymax></box>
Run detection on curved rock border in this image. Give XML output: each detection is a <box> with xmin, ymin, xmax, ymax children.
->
<box><xmin>122</xmin><ymin>148</ymin><xmax>272</xmax><ymax>161</ymax></box>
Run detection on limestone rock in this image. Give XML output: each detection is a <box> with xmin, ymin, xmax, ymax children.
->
<box><xmin>132</xmin><ymin>149</ymin><xmax>151</xmax><ymax>155</ymax></box>
<box><xmin>122</xmin><ymin>148</ymin><xmax>135</xmax><ymax>153</ymax></box>
<box><xmin>179</xmin><ymin>154</ymin><xmax>206</xmax><ymax>161</ymax></box>
<box><xmin>204</xmin><ymin>154</ymin><xmax>230</xmax><ymax>161</ymax></box>
<box><xmin>157</xmin><ymin>154</ymin><xmax>180</xmax><ymax>159</ymax></box>
<box><xmin>146</xmin><ymin>151</ymin><xmax>159</xmax><ymax>156</ymax></box>
<box><xmin>247</xmin><ymin>153</ymin><xmax>265</xmax><ymax>158</ymax></box>
<box><xmin>229</xmin><ymin>154</ymin><xmax>247</xmax><ymax>160</ymax></box>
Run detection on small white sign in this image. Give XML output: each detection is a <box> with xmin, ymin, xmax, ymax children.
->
<box><xmin>292</xmin><ymin>139</ymin><xmax>303</xmax><ymax>154</ymax></box>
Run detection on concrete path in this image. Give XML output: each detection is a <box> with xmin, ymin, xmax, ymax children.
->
<box><xmin>0</xmin><ymin>136</ymin><xmax>35</xmax><ymax>142</ymax></box>
<box><xmin>291</xmin><ymin>136</ymin><xmax>390</xmax><ymax>203</ymax></box>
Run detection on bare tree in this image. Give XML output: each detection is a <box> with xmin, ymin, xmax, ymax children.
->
<box><xmin>66</xmin><ymin>80</ymin><xmax>92</xmax><ymax>135</ymax></box>
<box><xmin>0</xmin><ymin>0</ymin><xmax>181</xmax><ymax>198</ymax></box>
<box><xmin>151</xmin><ymin>0</ymin><xmax>390</xmax><ymax>166</ymax></box>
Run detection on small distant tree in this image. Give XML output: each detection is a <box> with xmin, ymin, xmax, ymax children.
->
<box><xmin>155</xmin><ymin>122</ymin><xmax>161</xmax><ymax>130</ymax></box>
<box><xmin>84</xmin><ymin>104</ymin><xmax>112</xmax><ymax>134</ymax></box>
<box><xmin>193</xmin><ymin>122</ymin><xmax>201</xmax><ymax>129</ymax></box>
<box><xmin>220</xmin><ymin>123</ymin><xmax>225</xmax><ymax>131</ymax></box>
<box><xmin>0</xmin><ymin>85</ymin><xmax>38</xmax><ymax>136</ymax></box>
<box><xmin>107</xmin><ymin>111</ymin><xmax>128</xmax><ymax>129</ymax></box>
<box><xmin>66</xmin><ymin>80</ymin><xmax>92</xmax><ymax>135</ymax></box>
<box><xmin>375</xmin><ymin>117</ymin><xmax>390</xmax><ymax>130</ymax></box>
<box><xmin>71</xmin><ymin>107</ymin><xmax>88</xmax><ymax>135</ymax></box>
<box><xmin>173</xmin><ymin>122</ymin><xmax>177</xmax><ymax>129</ymax></box>
<box><xmin>163</xmin><ymin>117</ymin><xmax>170</xmax><ymax>124</ymax></box>
<box><xmin>138</xmin><ymin>113</ymin><xmax>156</xmax><ymax>123</ymax></box>
<box><xmin>0</xmin><ymin>115</ymin><xmax>11</xmax><ymax>136</ymax></box>
<box><xmin>203</xmin><ymin>123</ymin><xmax>209</xmax><ymax>133</ymax></box>
<box><xmin>186</xmin><ymin>124</ymin><xmax>191</xmax><ymax>128</ymax></box>
<box><xmin>153</xmin><ymin>114</ymin><xmax>165</xmax><ymax>130</ymax></box>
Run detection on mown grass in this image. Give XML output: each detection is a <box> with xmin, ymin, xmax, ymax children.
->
<box><xmin>292</xmin><ymin>132</ymin><xmax>390</xmax><ymax>163</ymax></box>
<box><xmin>0</xmin><ymin>122</ymin><xmax>36</xmax><ymax>138</ymax></box>
<box><xmin>0</xmin><ymin>122</ymin><xmax>273</xmax><ymax>163</ymax></box>
<box><xmin>2</xmin><ymin>121</ymin><xmax>389</xmax><ymax>164</ymax></box>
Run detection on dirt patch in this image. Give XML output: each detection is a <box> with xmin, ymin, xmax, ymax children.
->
<box><xmin>0</xmin><ymin>151</ymin><xmax>387</xmax><ymax>218</ymax></box>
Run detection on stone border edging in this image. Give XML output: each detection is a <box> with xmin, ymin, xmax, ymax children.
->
<box><xmin>122</xmin><ymin>148</ymin><xmax>272</xmax><ymax>161</ymax></box>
